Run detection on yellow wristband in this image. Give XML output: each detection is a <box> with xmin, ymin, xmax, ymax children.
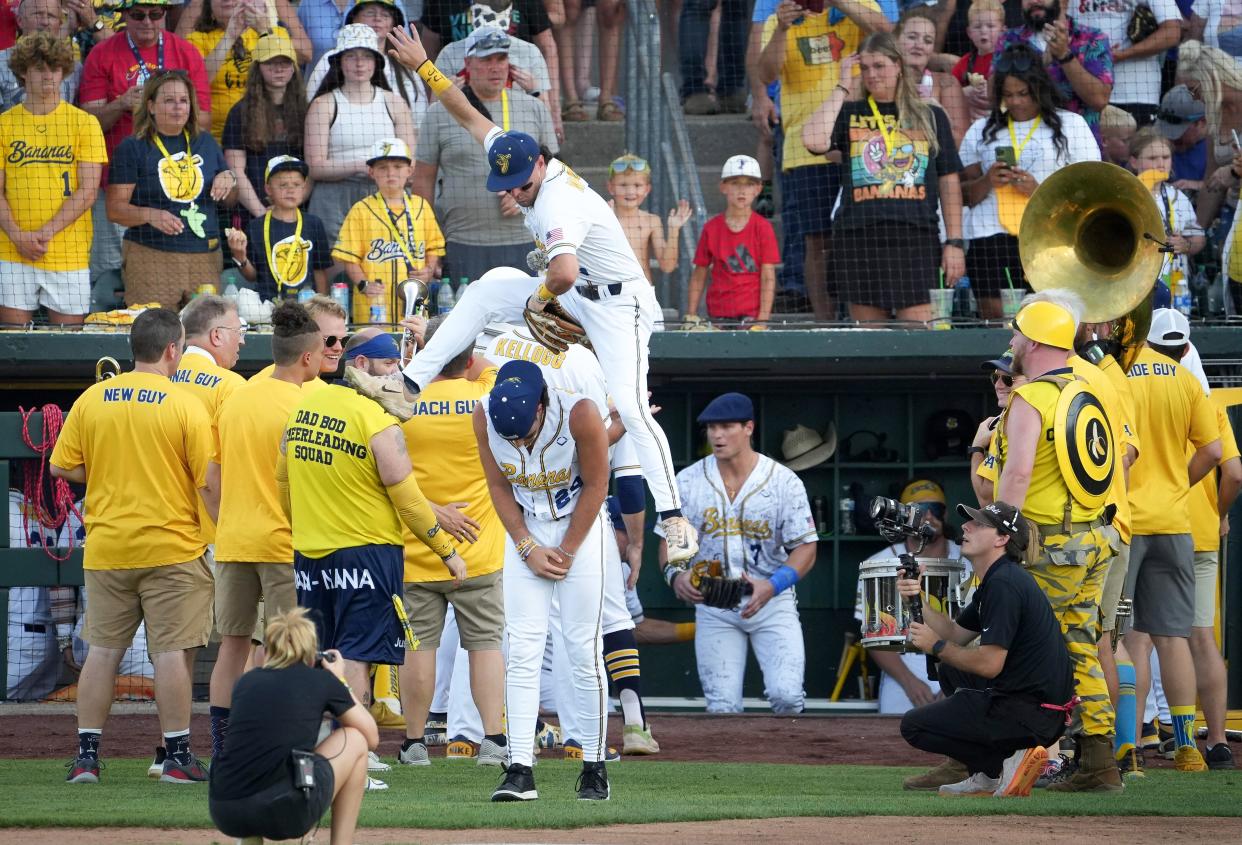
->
<box><xmin>535</xmin><ymin>282</ymin><xmax>554</xmax><ymax>302</ymax></box>
<box><xmin>417</xmin><ymin>60</ymin><xmax>453</xmax><ymax>96</ymax></box>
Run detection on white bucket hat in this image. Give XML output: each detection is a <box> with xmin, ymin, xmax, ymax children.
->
<box><xmin>327</xmin><ymin>23</ymin><xmax>386</xmax><ymax>69</ymax></box>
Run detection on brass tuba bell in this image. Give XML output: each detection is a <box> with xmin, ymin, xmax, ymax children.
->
<box><xmin>1018</xmin><ymin>161</ymin><xmax>1164</xmax><ymax>368</ymax></box>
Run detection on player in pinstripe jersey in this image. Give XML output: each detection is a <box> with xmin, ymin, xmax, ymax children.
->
<box><xmin>660</xmin><ymin>392</ymin><xmax>818</xmax><ymax>714</ymax></box>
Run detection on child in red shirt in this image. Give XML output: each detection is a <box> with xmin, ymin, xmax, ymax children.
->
<box><xmin>951</xmin><ymin>0</ymin><xmax>1003</xmax><ymax>121</ymax></box>
<box><xmin>687</xmin><ymin>155</ymin><xmax>779</xmax><ymax>326</ymax></box>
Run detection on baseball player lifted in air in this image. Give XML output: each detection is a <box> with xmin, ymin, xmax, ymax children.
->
<box><xmin>662</xmin><ymin>392</ymin><xmax>818</xmax><ymax>715</ymax></box>
<box><xmin>349</xmin><ymin>25</ymin><xmax>700</xmax><ymax>567</ymax></box>
<box><xmin>475</xmin><ymin>359</ymin><xmax>613</xmax><ymax>802</ymax></box>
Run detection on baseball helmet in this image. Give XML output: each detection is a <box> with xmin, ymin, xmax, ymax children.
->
<box><xmin>1013</xmin><ymin>300</ymin><xmax>1075</xmax><ymax>350</ymax></box>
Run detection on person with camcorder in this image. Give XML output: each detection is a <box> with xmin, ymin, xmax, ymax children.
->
<box><xmin>208</xmin><ymin>607</ymin><xmax>376</xmax><ymax>845</ymax></box>
<box><xmin>898</xmin><ymin>501</ymin><xmax>1075</xmax><ymax>798</ymax></box>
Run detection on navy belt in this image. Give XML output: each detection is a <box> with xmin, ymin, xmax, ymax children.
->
<box><xmin>576</xmin><ymin>282</ymin><xmax>623</xmax><ymax>301</ymax></box>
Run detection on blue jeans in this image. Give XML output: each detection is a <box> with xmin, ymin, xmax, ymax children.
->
<box><xmin>679</xmin><ymin>0</ymin><xmax>749</xmax><ymax>98</ymax></box>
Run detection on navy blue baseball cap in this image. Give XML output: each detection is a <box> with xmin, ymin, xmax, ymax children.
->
<box><xmin>488</xmin><ymin>360</ymin><xmax>545</xmax><ymax>439</ymax></box>
<box><xmin>697</xmin><ymin>392</ymin><xmax>754</xmax><ymax>424</ymax></box>
<box><xmin>487</xmin><ymin>131</ymin><xmax>541</xmax><ymax>192</ymax></box>
<box><xmin>981</xmin><ymin>347</ymin><xmax>1014</xmax><ymax>374</ymax></box>
<box><xmin>1153</xmin><ymin>280</ymin><xmax>1171</xmax><ymax>310</ymax></box>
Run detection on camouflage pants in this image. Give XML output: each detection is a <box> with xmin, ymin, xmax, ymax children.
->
<box><xmin>1028</xmin><ymin>524</ymin><xmax>1119</xmax><ymax>738</ymax></box>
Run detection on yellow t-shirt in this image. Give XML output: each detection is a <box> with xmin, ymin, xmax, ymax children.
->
<box><xmin>0</xmin><ymin>102</ymin><xmax>107</xmax><ymax>271</ymax></box>
<box><xmin>1126</xmin><ymin>346</ymin><xmax>1220</xmax><ymax>535</ymax></box>
<box><xmin>1069</xmin><ymin>354</ymin><xmax>1132</xmax><ymax>543</ymax></box>
<box><xmin>50</xmin><ymin>371</ymin><xmax>212</xmax><ymax>570</ymax></box>
<box><xmin>286</xmin><ymin>383</ymin><xmax>403</xmax><ymax>557</ymax></box>
<box><xmin>186</xmin><ymin>26</ymin><xmax>290</xmax><ymax>140</ymax></box>
<box><xmin>172</xmin><ymin>349</ymin><xmax>245</xmax><ymax>543</ymax></box>
<box><xmin>401</xmin><ymin>368</ymin><xmax>502</xmax><ymax>582</ymax></box>
<box><xmin>1189</xmin><ymin>407</ymin><xmax>1239</xmax><ymax>551</ymax></box>
<box><xmin>761</xmin><ymin>7</ymin><xmax>872</xmax><ymax>171</ymax></box>
<box><xmin>251</xmin><ymin>363</ymin><xmax>329</xmax><ymax>390</ymax></box>
<box><xmin>215</xmin><ymin>375</ymin><xmax>306</xmax><ymax>563</ymax></box>
<box><xmin>994</xmin><ymin>371</ymin><xmax>1106</xmax><ymax>526</ymax></box>
<box><xmin>331</xmin><ymin>193</ymin><xmax>445</xmax><ymax>325</ymax></box>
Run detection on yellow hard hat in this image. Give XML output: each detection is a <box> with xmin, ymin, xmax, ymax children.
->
<box><xmin>1013</xmin><ymin>300</ymin><xmax>1075</xmax><ymax>350</ymax></box>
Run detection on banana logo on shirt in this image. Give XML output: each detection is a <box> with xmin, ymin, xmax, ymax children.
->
<box><xmin>271</xmin><ymin>234</ymin><xmax>312</xmax><ymax>285</ymax></box>
<box><xmin>158</xmin><ymin>151</ymin><xmax>205</xmax><ymax>203</ymax></box>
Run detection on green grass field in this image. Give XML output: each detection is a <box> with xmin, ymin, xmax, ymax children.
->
<box><xmin>4</xmin><ymin>758</ymin><xmax>1241</xmax><ymax>830</ymax></box>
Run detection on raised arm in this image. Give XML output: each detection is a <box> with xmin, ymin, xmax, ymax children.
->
<box><xmin>386</xmin><ymin>25</ymin><xmax>498</xmax><ymax>147</ymax></box>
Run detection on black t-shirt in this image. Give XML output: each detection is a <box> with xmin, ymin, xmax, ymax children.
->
<box><xmin>112</xmin><ymin>131</ymin><xmax>228</xmax><ymax>254</ymax></box>
<box><xmin>955</xmin><ymin>555</ymin><xmax>1074</xmax><ymax>702</ymax></box>
<box><xmin>829</xmin><ymin>99</ymin><xmax>961</xmax><ymax>232</ymax></box>
<box><xmin>208</xmin><ymin>663</ymin><xmax>354</xmax><ymax>800</ymax></box>
<box><xmin>420</xmin><ymin>0</ymin><xmax>551</xmax><ymax>43</ymax></box>
<box><xmin>221</xmin><ymin>101</ymin><xmax>302</xmax><ymax>209</ymax></box>
<box><xmin>245</xmin><ymin>211</ymin><xmax>334</xmax><ymax>302</ymax></box>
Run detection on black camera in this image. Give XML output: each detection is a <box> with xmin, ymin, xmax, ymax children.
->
<box><xmin>314</xmin><ymin>650</ymin><xmax>336</xmax><ymax>668</ymax></box>
<box><xmin>870</xmin><ymin>496</ymin><xmax>936</xmax><ymax>547</ymax></box>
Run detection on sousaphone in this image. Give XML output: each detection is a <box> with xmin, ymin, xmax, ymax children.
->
<box><xmin>1018</xmin><ymin>161</ymin><xmax>1166</xmax><ymax>369</ymax></box>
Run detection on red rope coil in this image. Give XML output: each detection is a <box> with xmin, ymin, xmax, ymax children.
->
<box><xmin>18</xmin><ymin>404</ymin><xmax>82</xmax><ymax>562</ymax></box>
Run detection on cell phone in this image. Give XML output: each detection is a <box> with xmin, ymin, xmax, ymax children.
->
<box><xmin>291</xmin><ymin>749</ymin><xmax>317</xmax><ymax>791</ymax></box>
<box><xmin>794</xmin><ymin>0</ymin><xmax>826</xmax><ymax>13</ymax></box>
<box><xmin>315</xmin><ymin>650</ymin><xmax>336</xmax><ymax>665</ymax></box>
<box><xmin>996</xmin><ymin>146</ymin><xmax>1017</xmax><ymax>167</ymax></box>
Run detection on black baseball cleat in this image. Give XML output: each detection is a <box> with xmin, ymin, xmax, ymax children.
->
<box><xmin>491</xmin><ymin>763</ymin><xmax>538</xmax><ymax>802</ymax></box>
<box><xmin>576</xmin><ymin>761</ymin><xmax>610</xmax><ymax>801</ymax></box>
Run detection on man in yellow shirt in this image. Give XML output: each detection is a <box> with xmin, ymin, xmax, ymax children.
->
<box><xmin>252</xmin><ymin>294</ymin><xmax>347</xmax><ymax>387</ymax></box>
<box><xmin>206</xmin><ymin>301</ymin><xmax>324</xmax><ymax>763</ymax></box>
<box><xmin>988</xmin><ymin>291</ymin><xmax>1120</xmax><ymax>792</ymax></box>
<box><xmin>394</xmin><ymin>317</ymin><xmax>506</xmax><ymax>768</ymax></box>
<box><xmin>279</xmin><ymin>355</ymin><xmax>466</xmax><ymax>786</ymax></box>
<box><xmin>176</xmin><ymin>295</ymin><xmax>246</xmax><ymax>545</ymax></box>
<box><xmin>1123</xmin><ymin>309</ymin><xmax>1222</xmax><ymax>774</ymax></box>
<box><xmin>51</xmin><ymin>308</ymin><xmax>215</xmax><ymax>785</ymax></box>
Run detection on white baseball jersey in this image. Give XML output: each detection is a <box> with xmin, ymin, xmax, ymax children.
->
<box><xmin>483</xmin><ymin>127</ymin><xmax>648</xmax><ymax>284</ymax></box>
<box><xmin>484</xmin><ymin>388</ymin><xmax>587</xmax><ymax>520</ymax></box>
<box><xmin>669</xmin><ymin>454</ymin><xmax>818</xmax><ymax>579</ymax></box>
<box><xmin>477</xmin><ymin>323</ymin><xmax>608</xmax><ymax>415</ymax></box>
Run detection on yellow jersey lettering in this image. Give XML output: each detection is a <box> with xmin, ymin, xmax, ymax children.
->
<box><xmin>501</xmin><ymin>463</ymin><xmax>572</xmax><ymax>490</ymax></box>
<box><xmin>698</xmin><ymin>507</ymin><xmax>774</xmax><ymax>541</ymax></box>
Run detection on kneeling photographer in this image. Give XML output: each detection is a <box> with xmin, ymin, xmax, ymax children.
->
<box><xmin>898</xmin><ymin>502</ymin><xmax>1074</xmax><ymax>798</ymax></box>
<box><xmin>209</xmin><ymin>608</ymin><xmax>377</xmax><ymax>844</ymax></box>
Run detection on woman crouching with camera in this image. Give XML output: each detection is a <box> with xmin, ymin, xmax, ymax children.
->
<box><xmin>208</xmin><ymin>607</ymin><xmax>376</xmax><ymax>845</ymax></box>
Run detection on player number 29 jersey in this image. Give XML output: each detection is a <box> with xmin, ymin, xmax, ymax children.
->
<box><xmin>484</xmin><ymin>388</ymin><xmax>585</xmax><ymax>521</ymax></box>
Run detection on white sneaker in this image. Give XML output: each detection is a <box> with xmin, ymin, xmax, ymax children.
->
<box><xmin>995</xmin><ymin>746</ymin><xmax>1047</xmax><ymax>797</ymax></box>
<box><xmin>661</xmin><ymin>516</ymin><xmax>699</xmax><ymax>564</ymax></box>
<box><xmin>345</xmin><ymin>366</ymin><xmax>414</xmax><ymax>421</ymax></box>
<box><xmin>367</xmin><ymin>750</ymin><xmax>391</xmax><ymax>772</ymax></box>
<box><xmin>366</xmin><ymin>776</ymin><xmax>389</xmax><ymax>791</ymax></box>
<box><xmin>938</xmin><ymin>772</ymin><xmax>1000</xmax><ymax>796</ymax></box>
<box><xmin>398</xmin><ymin>741</ymin><xmax>430</xmax><ymax>766</ymax></box>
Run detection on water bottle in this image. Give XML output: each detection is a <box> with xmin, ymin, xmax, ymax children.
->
<box><xmin>454</xmin><ymin>276</ymin><xmax>470</xmax><ymax>306</ymax></box>
<box><xmin>436</xmin><ymin>279</ymin><xmax>455</xmax><ymax>315</ymax></box>
<box><xmin>331</xmin><ymin>282</ymin><xmax>350</xmax><ymax>313</ymax></box>
<box><xmin>297</xmin><ymin>288</ymin><xmax>314</xmax><ymax>303</ymax></box>
<box><xmin>222</xmin><ymin>281</ymin><xmax>239</xmax><ymax>302</ymax></box>
<box><xmin>952</xmin><ymin>277</ymin><xmax>977</xmax><ymax>320</ymax></box>
<box><xmin>812</xmin><ymin>496</ymin><xmax>828</xmax><ymax>535</ymax></box>
<box><xmin>1172</xmin><ymin>273</ymin><xmax>1192</xmax><ymax>317</ymax></box>
<box><xmin>839</xmin><ymin>487</ymin><xmax>855</xmax><ymax>536</ymax></box>
<box><xmin>368</xmin><ymin>280</ymin><xmax>388</xmax><ymax>324</ymax></box>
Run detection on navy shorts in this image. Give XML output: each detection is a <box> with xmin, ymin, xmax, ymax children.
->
<box><xmin>294</xmin><ymin>545</ymin><xmax>405</xmax><ymax>665</ymax></box>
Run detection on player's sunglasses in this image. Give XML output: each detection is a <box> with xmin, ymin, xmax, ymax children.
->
<box><xmin>991</xmin><ymin>372</ymin><xmax>1014</xmax><ymax>387</ymax></box>
<box><xmin>992</xmin><ymin>48</ymin><xmax>1035</xmax><ymax>74</ymax></box>
<box><xmin>126</xmin><ymin>7</ymin><xmax>167</xmax><ymax>21</ymax></box>
<box><xmin>609</xmin><ymin>155</ymin><xmax>650</xmax><ymax>178</ymax></box>
<box><xmin>323</xmin><ymin>334</ymin><xmax>350</xmax><ymax>348</ymax></box>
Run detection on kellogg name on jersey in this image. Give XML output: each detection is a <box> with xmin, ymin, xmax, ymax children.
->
<box><xmin>501</xmin><ymin>462</ymin><xmax>571</xmax><ymax>490</ymax></box>
<box><xmin>699</xmin><ymin>507</ymin><xmax>773</xmax><ymax>541</ymax></box>
<box><xmin>7</xmin><ymin>140</ymin><xmax>75</xmax><ymax>166</ymax></box>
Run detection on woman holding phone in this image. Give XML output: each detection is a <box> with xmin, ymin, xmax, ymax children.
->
<box><xmin>958</xmin><ymin>44</ymin><xmax>1098</xmax><ymax>318</ymax></box>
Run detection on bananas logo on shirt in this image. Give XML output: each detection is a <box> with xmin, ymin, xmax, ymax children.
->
<box><xmin>271</xmin><ymin>234</ymin><xmax>312</xmax><ymax>286</ymax></box>
<box><xmin>158</xmin><ymin>151</ymin><xmax>205</xmax><ymax>203</ymax></box>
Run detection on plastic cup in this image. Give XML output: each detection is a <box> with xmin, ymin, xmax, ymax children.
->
<box><xmin>928</xmin><ymin>288</ymin><xmax>953</xmax><ymax>330</ymax></box>
<box><xmin>1001</xmin><ymin>288</ymin><xmax>1024</xmax><ymax>319</ymax></box>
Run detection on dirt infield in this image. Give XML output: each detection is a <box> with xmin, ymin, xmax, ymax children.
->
<box><xmin>3</xmin><ymin>816</ymin><xmax>1234</xmax><ymax>844</ymax></box>
<box><xmin>0</xmin><ymin>708</ymin><xmax>1179</xmax><ymax>770</ymax></box>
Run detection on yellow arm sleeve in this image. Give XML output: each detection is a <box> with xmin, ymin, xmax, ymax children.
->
<box><xmin>275</xmin><ymin>448</ymin><xmax>291</xmax><ymax>521</ymax></box>
<box><xmin>386</xmin><ymin>473</ymin><xmax>456</xmax><ymax>561</ymax></box>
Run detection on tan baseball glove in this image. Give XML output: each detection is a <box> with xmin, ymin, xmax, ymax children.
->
<box><xmin>524</xmin><ymin>300</ymin><xmax>592</xmax><ymax>354</ymax></box>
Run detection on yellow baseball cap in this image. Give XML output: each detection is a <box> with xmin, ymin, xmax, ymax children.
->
<box><xmin>900</xmin><ymin>479</ymin><xmax>945</xmax><ymax>505</ymax></box>
<box><xmin>253</xmin><ymin>32</ymin><xmax>297</xmax><ymax>64</ymax></box>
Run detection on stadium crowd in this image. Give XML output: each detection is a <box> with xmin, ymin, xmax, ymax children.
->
<box><xmin>0</xmin><ymin>0</ymin><xmax>1240</xmax><ymax>326</ymax></box>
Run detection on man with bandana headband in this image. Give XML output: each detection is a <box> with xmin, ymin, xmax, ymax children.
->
<box><xmin>997</xmin><ymin>0</ymin><xmax>1113</xmax><ymax>140</ymax></box>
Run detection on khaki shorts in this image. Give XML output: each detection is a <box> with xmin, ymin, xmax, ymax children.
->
<box><xmin>403</xmin><ymin>569</ymin><xmax>503</xmax><ymax>650</ymax></box>
<box><xmin>84</xmin><ymin>556</ymin><xmax>213</xmax><ymax>653</ymax></box>
<box><xmin>1193</xmin><ymin>551</ymin><xmax>1218</xmax><ymax>629</ymax></box>
<box><xmin>122</xmin><ymin>239</ymin><xmax>222</xmax><ymax>310</ymax></box>
<box><xmin>214</xmin><ymin>562</ymin><xmax>297</xmax><ymax>638</ymax></box>
<box><xmin>1100</xmin><ymin>540</ymin><xmax>1130</xmax><ymax>632</ymax></box>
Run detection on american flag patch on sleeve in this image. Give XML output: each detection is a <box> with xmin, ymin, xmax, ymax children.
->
<box><xmin>545</xmin><ymin>228</ymin><xmax>564</xmax><ymax>245</ymax></box>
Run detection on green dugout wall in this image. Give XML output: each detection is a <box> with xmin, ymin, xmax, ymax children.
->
<box><xmin>1</xmin><ymin>329</ymin><xmax>1239</xmax><ymax>704</ymax></box>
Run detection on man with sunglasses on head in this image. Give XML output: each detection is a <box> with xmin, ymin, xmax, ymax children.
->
<box><xmin>971</xmin><ymin>349</ymin><xmax>1025</xmax><ymax>507</ymax></box>
<box><xmin>371</xmin><ymin>24</ymin><xmax>701</xmax><ymax>567</ymax></box>
<box><xmin>79</xmin><ymin>0</ymin><xmax>210</xmax><ymax>280</ymax></box>
<box><xmin>997</xmin><ymin>0</ymin><xmax>1112</xmax><ymax>139</ymax></box>
<box><xmin>411</xmin><ymin>24</ymin><xmax>557</xmax><ymax>286</ymax></box>
<box><xmin>857</xmin><ymin>480</ymin><xmax>967</xmax><ymax>727</ymax></box>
